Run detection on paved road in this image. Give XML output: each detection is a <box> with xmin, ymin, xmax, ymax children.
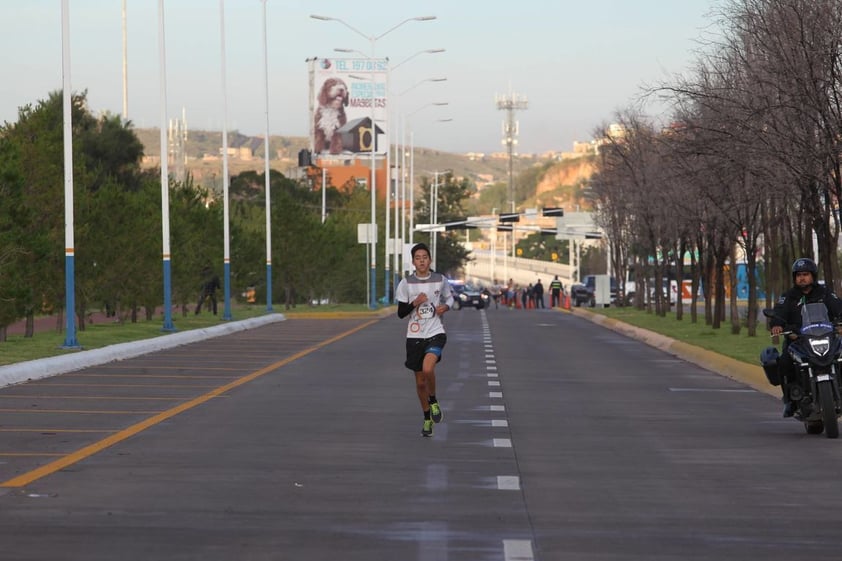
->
<box><xmin>0</xmin><ymin>308</ymin><xmax>840</xmax><ymax>560</ymax></box>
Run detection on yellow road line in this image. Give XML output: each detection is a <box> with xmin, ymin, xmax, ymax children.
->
<box><xmin>0</xmin><ymin>318</ymin><xmax>377</xmax><ymax>488</ymax></box>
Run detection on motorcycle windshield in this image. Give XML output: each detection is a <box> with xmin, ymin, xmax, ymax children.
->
<box><xmin>800</xmin><ymin>302</ymin><xmax>834</xmax><ymax>336</ymax></box>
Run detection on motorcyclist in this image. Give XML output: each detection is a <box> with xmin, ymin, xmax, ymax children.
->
<box><xmin>769</xmin><ymin>257</ymin><xmax>842</xmax><ymax>417</ymax></box>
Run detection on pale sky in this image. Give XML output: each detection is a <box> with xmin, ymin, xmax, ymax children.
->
<box><xmin>0</xmin><ymin>0</ymin><xmax>720</xmax><ymax>155</ymax></box>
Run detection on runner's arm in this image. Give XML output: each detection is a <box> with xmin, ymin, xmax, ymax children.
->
<box><xmin>397</xmin><ymin>301</ymin><xmax>414</xmax><ymax>319</ymax></box>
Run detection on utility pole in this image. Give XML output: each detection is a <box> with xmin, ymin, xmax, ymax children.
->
<box><xmin>495</xmin><ymin>90</ymin><xmax>527</xmax><ymax>260</ymax></box>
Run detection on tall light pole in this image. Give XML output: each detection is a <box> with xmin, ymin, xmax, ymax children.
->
<box><xmin>121</xmin><ymin>0</ymin><xmax>128</xmax><ymax>120</ymax></box>
<box><xmin>403</xmin><ymin>106</ymin><xmax>449</xmax><ymax>253</ymax></box>
<box><xmin>389</xmin><ymin>67</ymin><xmax>445</xmax><ymax>296</ymax></box>
<box><xmin>60</xmin><ymin>0</ymin><xmax>79</xmax><ymax>348</ymax></box>
<box><xmin>157</xmin><ymin>0</ymin><xmax>175</xmax><ymax>332</ymax></box>
<box><xmin>260</xmin><ymin>0</ymin><xmax>273</xmax><ymax>312</ymax></box>
<box><xmin>219</xmin><ymin>0</ymin><xmax>233</xmax><ymax>320</ymax></box>
<box><xmin>311</xmin><ymin>14</ymin><xmax>436</xmax><ymax>308</ymax></box>
<box><xmin>400</xmin><ymin>99</ymin><xmax>448</xmax><ymax>250</ymax></box>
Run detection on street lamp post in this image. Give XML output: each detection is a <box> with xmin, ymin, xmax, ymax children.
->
<box><xmin>404</xmin><ymin>110</ymin><xmax>450</xmax><ymax>258</ymax></box>
<box><xmin>311</xmin><ymin>14</ymin><xmax>436</xmax><ymax>308</ymax></box>
<box><xmin>390</xmin><ymin>72</ymin><xmax>446</xmax><ymax>292</ymax></box>
<box><xmin>260</xmin><ymin>0</ymin><xmax>273</xmax><ymax>312</ymax></box>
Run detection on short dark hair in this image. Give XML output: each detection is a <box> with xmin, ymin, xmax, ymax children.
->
<box><xmin>411</xmin><ymin>242</ymin><xmax>431</xmax><ymax>259</ymax></box>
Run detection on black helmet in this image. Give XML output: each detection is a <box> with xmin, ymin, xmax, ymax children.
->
<box><xmin>792</xmin><ymin>257</ymin><xmax>818</xmax><ymax>282</ymax></box>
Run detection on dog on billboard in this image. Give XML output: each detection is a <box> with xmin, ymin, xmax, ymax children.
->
<box><xmin>314</xmin><ymin>77</ymin><xmax>349</xmax><ymax>154</ymax></box>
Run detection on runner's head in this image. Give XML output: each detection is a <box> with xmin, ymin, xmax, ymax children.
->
<box><xmin>411</xmin><ymin>243</ymin><xmax>432</xmax><ymax>274</ymax></box>
<box><xmin>411</xmin><ymin>242</ymin><xmax>431</xmax><ymax>260</ymax></box>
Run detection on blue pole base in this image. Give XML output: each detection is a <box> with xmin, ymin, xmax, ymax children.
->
<box><xmin>223</xmin><ymin>261</ymin><xmax>233</xmax><ymax>320</ymax></box>
<box><xmin>265</xmin><ymin>263</ymin><xmax>273</xmax><ymax>312</ymax></box>
<box><xmin>369</xmin><ymin>264</ymin><xmax>377</xmax><ymax>309</ymax></box>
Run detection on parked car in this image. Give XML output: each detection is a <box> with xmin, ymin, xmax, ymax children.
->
<box><xmin>571</xmin><ymin>275</ymin><xmax>618</xmax><ymax>307</ymax></box>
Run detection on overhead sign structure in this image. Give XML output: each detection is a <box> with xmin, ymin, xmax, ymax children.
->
<box><xmin>555</xmin><ymin>211</ymin><xmax>601</xmax><ymax>240</ymax></box>
<box><xmin>499</xmin><ymin>213</ymin><xmax>520</xmax><ymax>223</ymax></box>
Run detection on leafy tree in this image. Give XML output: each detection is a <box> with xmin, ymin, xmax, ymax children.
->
<box><xmin>415</xmin><ymin>172</ymin><xmax>472</xmax><ymax>277</ymax></box>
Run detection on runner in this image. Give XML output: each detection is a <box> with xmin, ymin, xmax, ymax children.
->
<box><xmin>395</xmin><ymin>242</ymin><xmax>454</xmax><ymax>437</ymax></box>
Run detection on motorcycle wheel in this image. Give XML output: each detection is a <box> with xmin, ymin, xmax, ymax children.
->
<box><xmin>817</xmin><ymin>380</ymin><xmax>839</xmax><ymax>439</ymax></box>
<box><xmin>805</xmin><ymin>420</ymin><xmax>824</xmax><ymax>435</ymax></box>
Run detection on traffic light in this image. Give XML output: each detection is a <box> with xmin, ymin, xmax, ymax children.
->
<box><xmin>542</xmin><ymin>207</ymin><xmax>564</xmax><ymax>217</ymax></box>
<box><xmin>499</xmin><ymin>213</ymin><xmax>520</xmax><ymax>223</ymax></box>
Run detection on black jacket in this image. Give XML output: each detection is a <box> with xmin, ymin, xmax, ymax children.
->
<box><xmin>770</xmin><ymin>284</ymin><xmax>842</xmax><ymax>330</ymax></box>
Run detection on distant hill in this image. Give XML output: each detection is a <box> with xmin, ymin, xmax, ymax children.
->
<box><xmin>135</xmin><ymin>127</ymin><xmax>522</xmax><ymax>190</ymax></box>
<box><xmin>133</xmin><ymin>127</ymin><xmax>596</xmax><ymax>214</ymax></box>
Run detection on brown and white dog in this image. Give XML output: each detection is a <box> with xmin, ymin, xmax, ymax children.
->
<box><xmin>314</xmin><ymin>78</ymin><xmax>349</xmax><ymax>154</ymax></box>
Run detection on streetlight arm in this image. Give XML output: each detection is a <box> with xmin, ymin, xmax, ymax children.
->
<box><xmin>397</xmin><ymin>77</ymin><xmax>447</xmax><ymax>97</ymax></box>
<box><xmin>313</xmin><ymin>14</ymin><xmax>436</xmax><ymax>44</ymax></box>
<box><xmin>310</xmin><ymin>14</ymin><xmax>370</xmax><ymax>41</ymax></box>
<box><xmin>374</xmin><ymin>16</ymin><xmax>437</xmax><ymax>41</ymax></box>
<box><xmin>406</xmin><ymin>102</ymin><xmax>449</xmax><ymax>119</ymax></box>
<box><xmin>392</xmin><ymin>48</ymin><xmax>445</xmax><ymax>72</ymax></box>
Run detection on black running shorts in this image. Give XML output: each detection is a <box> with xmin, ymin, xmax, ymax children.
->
<box><xmin>404</xmin><ymin>333</ymin><xmax>447</xmax><ymax>372</ymax></box>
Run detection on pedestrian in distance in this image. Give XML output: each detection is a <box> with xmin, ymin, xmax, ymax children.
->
<box><xmin>533</xmin><ymin>278</ymin><xmax>545</xmax><ymax>308</ymax></box>
<box><xmin>549</xmin><ymin>275</ymin><xmax>563</xmax><ymax>307</ymax></box>
<box><xmin>195</xmin><ymin>265</ymin><xmax>221</xmax><ymax>315</ymax></box>
<box><xmin>395</xmin><ymin>242</ymin><xmax>454</xmax><ymax>437</ymax></box>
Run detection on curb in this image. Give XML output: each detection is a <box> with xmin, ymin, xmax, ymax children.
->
<box><xmin>571</xmin><ymin>308</ymin><xmax>776</xmax><ymax>397</ymax></box>
<box><xmin>0</xmin><ymin>313</ymin><xmax>287</xmax><ymax>389</ymax></box>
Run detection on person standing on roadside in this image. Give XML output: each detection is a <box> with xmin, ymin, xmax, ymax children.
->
<box><xmin>549</xmin><ymin>275</ymin><xmax>563</xmax><ymax>307</ymax></box>
<box><xmin>195</xmin><ymin>265</ymin><xmax>221</xmax><ymax>315</ymax></box>
<box><xmin>533</xmin><ymin>278</ymin><xmax>545</xmax><ymax>308</ymax></box>
<box><xmin>395</xmin><ymin>243</ymin><xmax>454</xmax><ymax>437</ymax></box>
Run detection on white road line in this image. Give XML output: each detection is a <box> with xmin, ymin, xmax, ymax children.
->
<box><xmin>488</xmin><ymin>381</ymin><xmax>501</xmax><ymax>387</ymax></box>
<box><xmin>490</xmin><ymin>405</ymin><xmax>505</xmax><ymax>411</ymax></box>
<box><xmin>497</xmin><ymin>475</ymin><xmax>520</xmax><ymax>490</ymax></box>
<box><xmin>493</xmin><ymin>438</ymin><xmax>512</xmax><ymax>447</ymax></box>
<box><xmin>503</xmin><ymin>539</ymin><xmax>534</xmax><ymax>561</ymax></box>
<box><xmin>489</xmin><ymin>392</ymin><xmax>503</xmax><ymax>398</ymax></box>
<box><xmin>487</xmin><ymin>373</ymin><xmax>499</xmax><ymax>378</ymax></box>
<box><xmin>669</xmin><ymin>387</ymin><xmax>756</xmax><ymax>393</ymax></box>
<box><xmin>492</xmin><ymin>419</ymin><xmax>508</xmax><ymax>427</ymax></box>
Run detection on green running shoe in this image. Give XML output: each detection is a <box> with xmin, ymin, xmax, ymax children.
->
<box><xmin>430</xmin><ymin>402</ymin><xmax>443</xmax><ymax>423</ymax></box>
<box><xmin>421</xmin><ymin>419</ymin><xmax>433</xmax><ymax>437</ymax></box>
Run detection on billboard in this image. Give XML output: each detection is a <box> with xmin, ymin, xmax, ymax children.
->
<box><xmin>310</xmin><ymin>57</ymin><xmax>388</xmax><ymax>156</ymax></box>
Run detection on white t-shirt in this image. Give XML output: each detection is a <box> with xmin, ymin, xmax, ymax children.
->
<box><xmin>395</xmin><ymin>272</ymin><xmax>454</xmax><ymax>339</ymax></box>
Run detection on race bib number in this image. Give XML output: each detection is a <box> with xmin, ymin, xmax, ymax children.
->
<box><xmin>416</xmin><ymin>302</ymin><xmax>436</xmax><ymax>319</ymax></box>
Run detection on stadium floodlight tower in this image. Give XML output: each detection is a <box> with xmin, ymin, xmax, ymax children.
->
<box><xmin>495</xmin><ymin>90</ymin><xmax>527</xmax><ymax>261</ymax></box>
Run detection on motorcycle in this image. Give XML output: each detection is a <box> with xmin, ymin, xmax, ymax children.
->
<box><xmin>761</xmin><ymin>302</ymin><xmax>842</xmax><ymax>438</ymax></box>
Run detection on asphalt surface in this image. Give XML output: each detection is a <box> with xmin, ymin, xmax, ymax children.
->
<box><xmin>1</xmin><ymin>306</ymin><xmax>841</xmax><ymax>560</ymax></box>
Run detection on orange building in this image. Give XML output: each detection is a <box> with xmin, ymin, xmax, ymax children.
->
<box><xmin>311</xmin><ymin>155</ymin><xmax>389</xmax><ymax>200</ymax></box>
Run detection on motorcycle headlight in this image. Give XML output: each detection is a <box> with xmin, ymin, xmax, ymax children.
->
<box><xmin>459</xmin><ymin>293</ymin><xmax>468</xmax><ymax>302</ymax></box>
<box><xmin>810</xmin><ymin>337</ymin><xmax>831</xmax><ymax>356</ymax></box>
